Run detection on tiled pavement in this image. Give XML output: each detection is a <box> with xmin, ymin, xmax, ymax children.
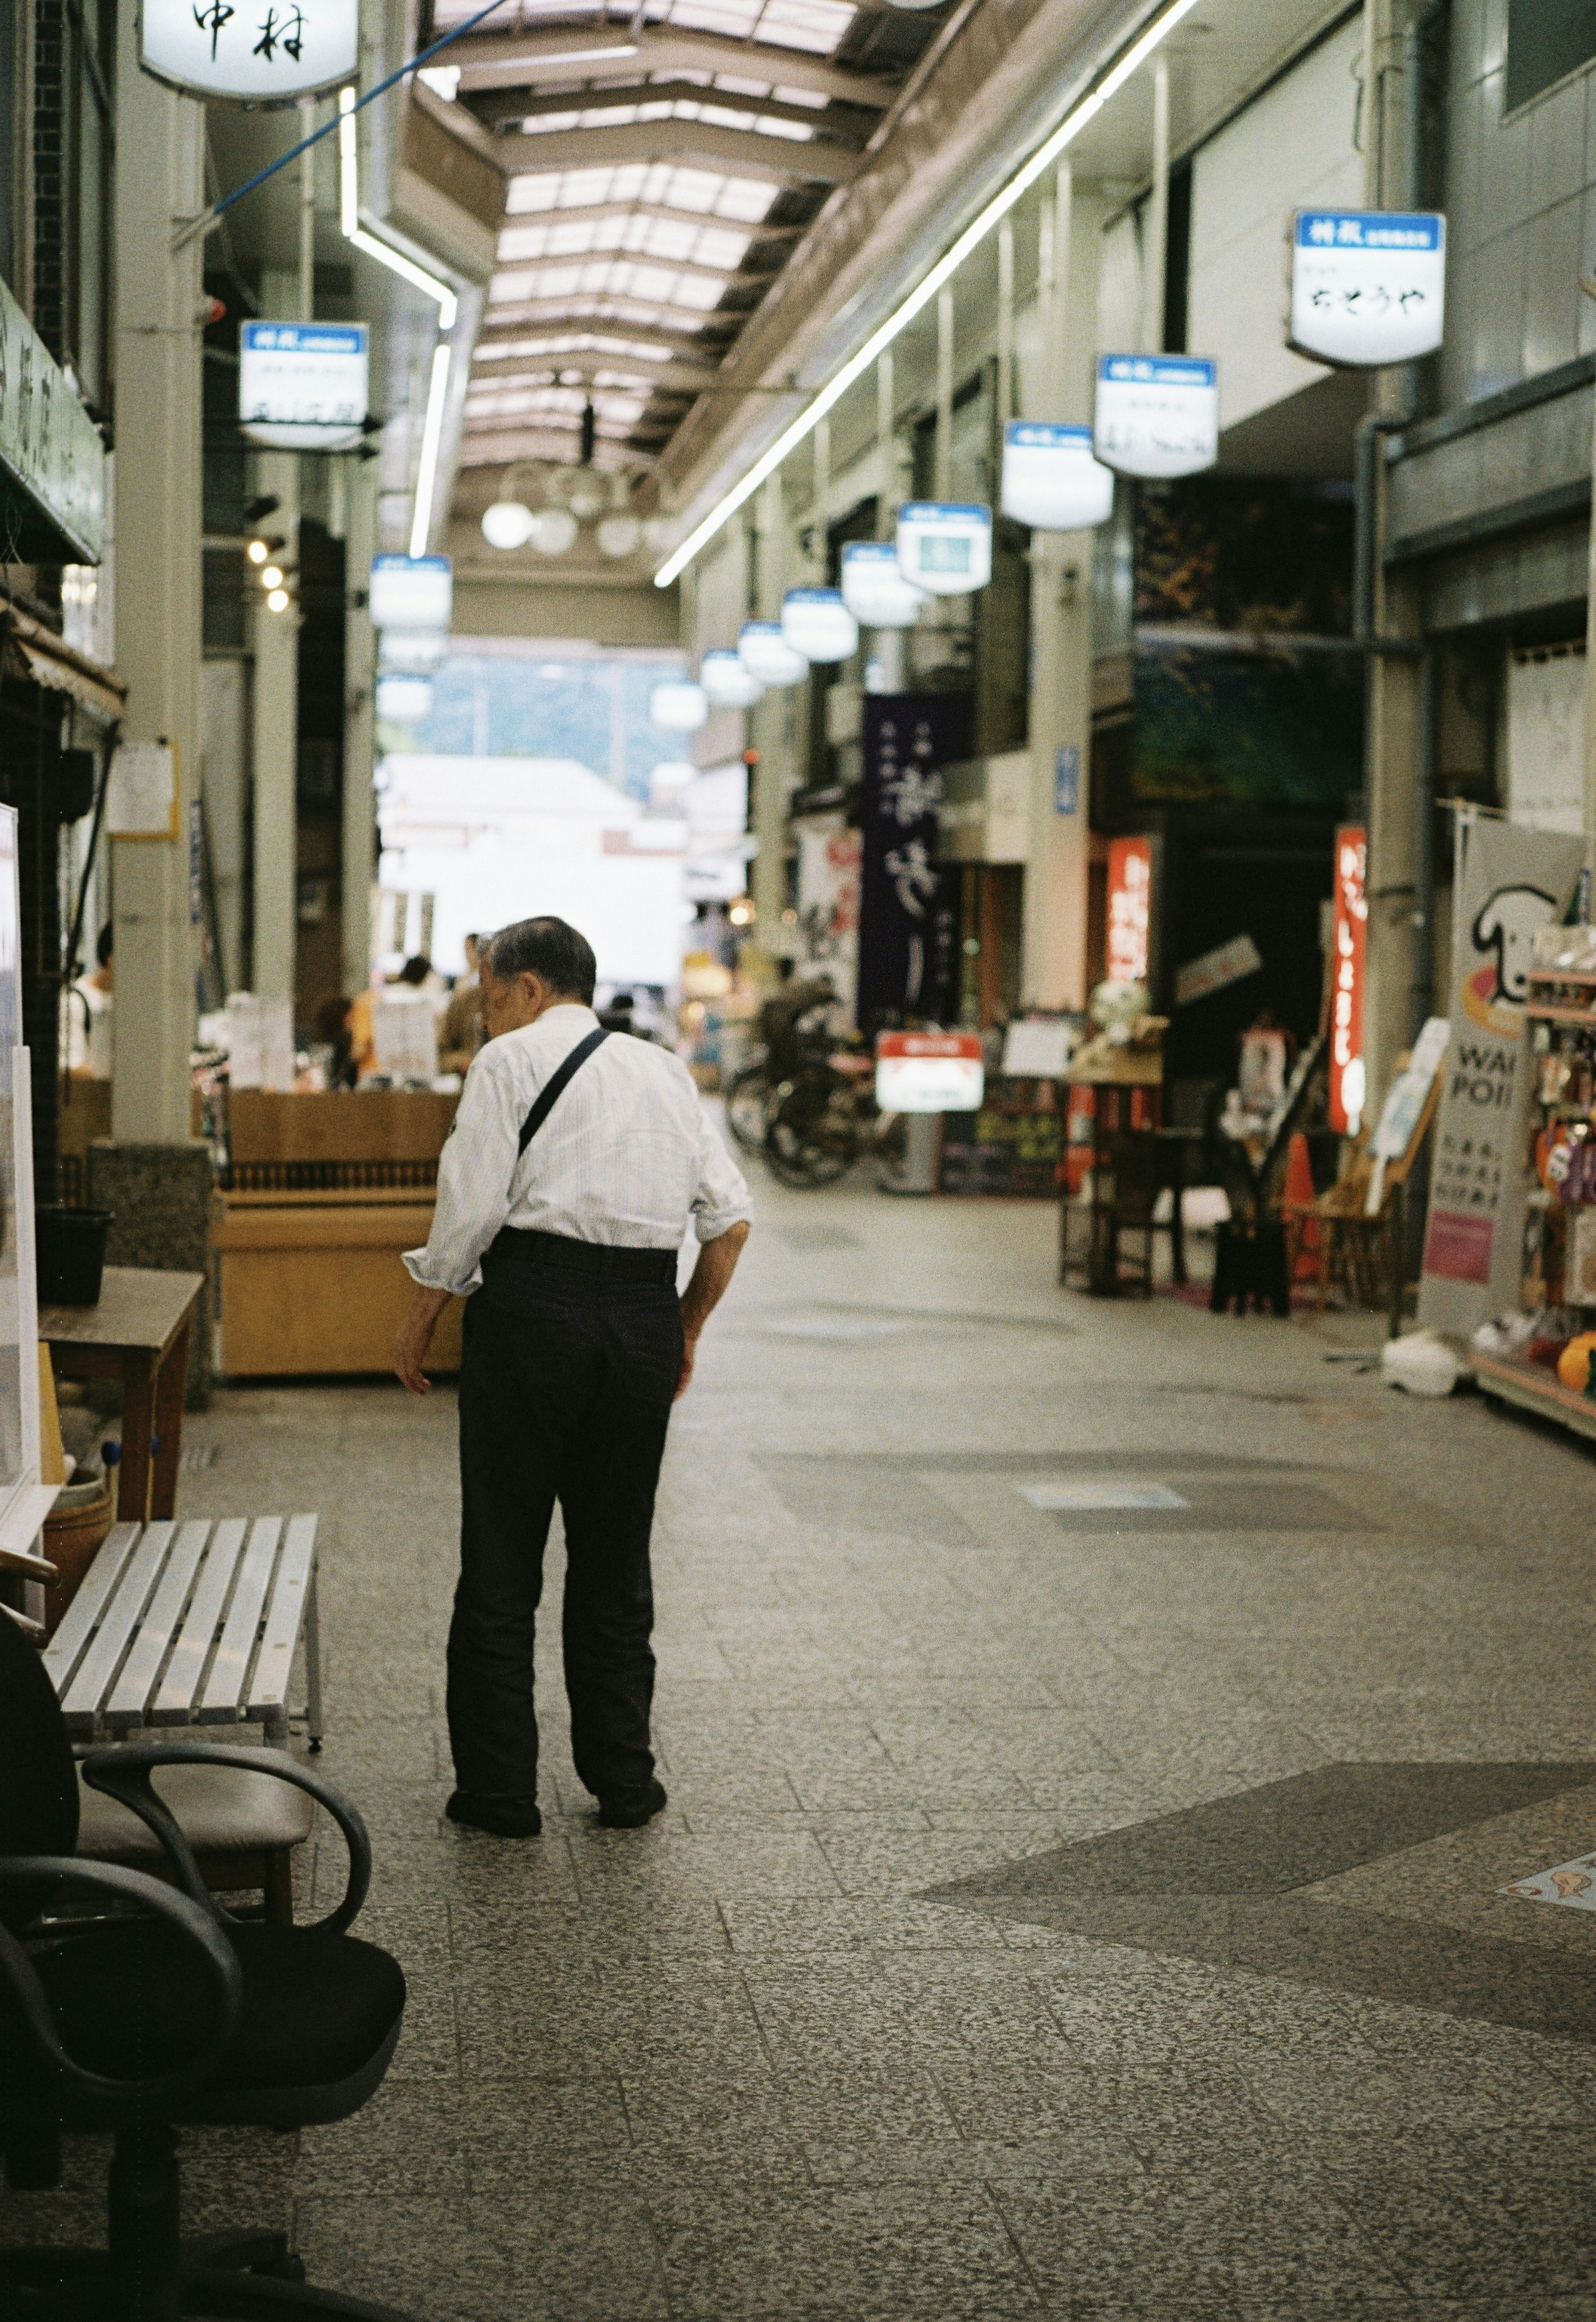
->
<box><xmin>8</xmin><ymin>1169</ymin><xmax>1596</xmax><ymax>2318</ymax></box>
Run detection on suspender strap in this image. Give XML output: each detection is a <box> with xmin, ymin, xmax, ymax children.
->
<box><xmin>517</xmin><ymin>1026</ymin><xmax>609</xmax><ymax>1154</ymax></box>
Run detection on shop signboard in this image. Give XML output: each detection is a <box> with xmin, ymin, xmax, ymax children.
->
<box><xmin>1417</xmin><ymin>817</ymin><xmax>1584</xmax><ymax>1336</ymax></box>
<box><xmin>1328</xmin><ymin>824</ymin><xmax>1367</xmax><ymax>1134</ymax></box>
<box><xmin>1106</xmin><ymin>836</ymin><xmax>1153</xmax><ymax>986</ymax></box>
<box><xmin>841</xmin><ymin>540</ymin><xmax>927</xmax><ymax>630</ymax></box>
<box><xmin>141</xmin><ymin>0</ymin><xmax>359</xmax><ymax>101</ymax></box>
<box><xmin>0</xmin><ymin>276</ymin><xmax>104</xmax><ymax>564</ymax></box>
<box><xmin>857</xmin><ymin>692</ymin><xmax>968</xmax><ymax>1029</ymax></box>
<box><xmin>1094</xmin><ymin>357</ymin><xmax>1218</xmax><ymax>480</ymax></box>
<box><xmin>796</xmin><ymin>828</ymin><xmax>862</xmax><ymax>1013</ymax></box>
<box><xmin>240</xmin><ymin>321</ymin><xmax>367</xmax><ymax>451</ymax></box>
<box><xmin>369</xmin><ymin>554</ymin><xmax>452</xmax><ymax>632</ymax></box>
<box><xmin>1288</xmin><ymin>210</ymin><xmax>1446</xmax><ymax>369</ymax></box>
<box><xmin>782</xmin><ymin>587</ymin><xmax>858</xmax><ymax>665</ymax></box>
<box><xmin>894</xmin><ymin>504</ymin><xmax>992</xmax><ymax>596</ymax></box>
<box><xmin>1173</xmin><ymin>931</ymin><xmax>1262</xmax><ymax>1010</ymax></box>
<box><xmin>876</xmin><ymin>1031</ymin><xmax>984</xmax><ymax>1115</ymax></box>
<box><xmin>1000</xmin><ymin>423</ymin><xmax>1115</xmax><ymax>532</ymax></box>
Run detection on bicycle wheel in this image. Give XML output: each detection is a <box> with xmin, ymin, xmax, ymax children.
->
<box><xmin>764</xmin><ymin>1076</ymin><xmax>860</xmax><ymax>1187</ymax></box>
<box><xmin>725</xmin><ymin>1061</ymin><xmax>773</xmax><ymax>1154</ymax></box>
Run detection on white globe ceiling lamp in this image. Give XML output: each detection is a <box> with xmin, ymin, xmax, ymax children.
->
<box><xmin>840</xmin><ymin>541</ymin><xmax>929</xmax><ymax>630</ymax></box>
<box><xmin>1000</xmin><ymin>421</ymin><xmax>1116</xmax><ymax>531</ymax></box>
<box><xmin>737</xmin><ymin>621</ymin><xmax>807</xmax><ymax>688</ymax></box>
<box><xmin>782</xmin><ymin>587</ymin><xmax>858</xmax><ymax>665</ymax></box>
<box><xmin>699</xmin><ymin>649</ymin><xmax>764</xmax><ymax>710</ymax></box>
<box><xmin>596</xmin><ymin>514</ymin><xmax>642</xmax><ymax>559</ymax></box>
<box><xmin>375</xmin><ymin>674</ymin><xmax>433</xmax><ymax>725</ymax></box>
<box><xmin>650</xmin><ymin>678</ymin><xmax>709</xmax><ymax>734</ymax></box>
<box><xmin>534</xmin><ymin>507</ymin><xmax>579</xmax><ymax>556</ymax></box>
<box><xmin>481</xmin><ymin>498</ymin><xmax>537</xmax><ymax>550</ymax></box>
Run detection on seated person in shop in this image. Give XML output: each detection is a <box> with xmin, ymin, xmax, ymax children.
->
<box><xmin>439</xmin><ymin>934</ymin><xmax>484</xmax><ymax>1074</ymax></box>
<box><xmin>67</xmin><ymin>923</ymin><xmax>114</xmax><ymax>1080</ymax></box>
<box><xmin>311</xmin><ymin>993</ymin><xmax>359</xmax><ymax>1091</ymax></box>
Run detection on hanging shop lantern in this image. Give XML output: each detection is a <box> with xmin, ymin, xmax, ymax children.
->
<box><xmin>379</xmin><ymin>630</ymin><xmax>448</xmax><ymax>674</ymax></box>
<box><xmin>1000</xmin><ymin>421</ymin><xmax>1116</xmax><ymax>531</ymax></box>
<box><xmin>650</xmin><ymin>679</ymin><xmax>709</xmax><ymax>734</ymax></box>
<box><xmin>1288</xmin><ymin>209</ymin><xmax>1446</xmax><ymax>368</ymax></box>
<box><xmin>894</xmin><ymin>503</ymin><xmax>993</xmax><ymax>596</ymax></box>
<box><xmin>375</xmin><ymin>674</ymin><xmax>433</xmax><ymax>725</ymax></box>
<box><xmin>840</xmin><ymin>540</ymin><xmax>929</xmax><ymax>630</ymax></box>
<box><xmin>700</xmin><ymin>649</ymin><xmax>764</xmax><ymax>710</ymax></box>
<box><xmin>1094</xmin><ymin>356</ymin><xmax>1219</xmax><ymax>480</ymax></box>
<box><xmin>781</xmin><ymin>587</ymin><xmax>859</xmax><ymax>666</ymax></box>
<box><xmin>737</xmin><ymin>621</ymin><xmax>808</xmax><ymax>688</ymax></box>
<box><xmin>481</xmin><ymin>499</ymin><xmax>538</xmax><ymax>550</ymax></box>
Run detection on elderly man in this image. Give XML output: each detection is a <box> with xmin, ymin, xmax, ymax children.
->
<box><xmin>395</xmin><ymin>915</ymin><xmax>751</xmax><ymax>1837</ymax></box>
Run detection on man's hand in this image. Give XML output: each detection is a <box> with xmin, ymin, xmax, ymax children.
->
<box><xmin>674</xmin><ymin>1219</ymin><xmax>749</xmax><ymax>1401</ymax></box>
<box><xmin>395</xmin><ymin>1286</ymin><xmax>452</xmax><ymax>1395</ymax></box>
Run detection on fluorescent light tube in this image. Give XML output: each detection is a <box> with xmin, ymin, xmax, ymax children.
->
<box><xmin>339</xmin><ymin>85</ymin><xmax>358</xmax><ymax>236</ymax></box>
<box><xmin>652</xmin><ymin>0</ymin><xmax>1201</xmax><ymax>588</ymax></box>
<box><xmin>350</xmin><ymin>228</ymin><xmax>460</xmax><ymax>331</ymax></box>
<box><xmin>409</xmin><ymin>343</ymin><xmax>454</xmax><ymax>559</ymax></box>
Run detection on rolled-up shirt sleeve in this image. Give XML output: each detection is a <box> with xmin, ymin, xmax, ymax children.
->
<box><xmin>689</xmin><ymin>1096</ymin><xmax>753</xmax><ymax>1244</ymax></box>
<box><xmin>403</xmin><ymin>1054</ymin><xmax>523</xmax><ymax>1295</ymax></box>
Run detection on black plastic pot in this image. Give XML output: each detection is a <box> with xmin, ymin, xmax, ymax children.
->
<box><xmin>35</xmin><ymin>1207</ymin><xmax>113</xmax><ymax>1307</ymax></box>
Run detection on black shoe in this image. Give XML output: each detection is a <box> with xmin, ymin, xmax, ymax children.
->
<box><xmin>446</xmin><ymin>1790</ymin><xmax>542</xmax><ymax>1837</ymax></box>
<box><xmin>596</xmin><ymin>1778</ymin><xmax>667</xmax><ymax>1830</ymax></box>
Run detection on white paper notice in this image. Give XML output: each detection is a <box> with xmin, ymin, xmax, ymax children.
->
<box><xmin>106</xmin><ymin>742</ymin><xmax>177</xmax><ymax>839</ymax></box>
<box><xmin>1502</xmin><ymin>1853</ymin><xmax>1596</xmax><ymax>1912</ymax></box>
<box><xmin>227</xmin><ymin>997</ymin><xmax>295</xmax><ymax>1091</ymax></box>
<box><xmin>1002</xmin><ymin>1020</ymin><xmax>1075</xmax><ymax>1078</ymax></box>
<box><xmin>373</xmin><ymin>995</ymin><xmax>438</xmax><ymax>1082</ymax></box>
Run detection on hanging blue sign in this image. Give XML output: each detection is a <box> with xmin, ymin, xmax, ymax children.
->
<box><xmin>1094</xmin><ymin>356</ymin><xmax>1219</xmax><ymax>480</ymax></box>
<box><xmin>1288</xmin><ymin>209</ymin><xmax>1446</xmax><ymax>367</ymax></box>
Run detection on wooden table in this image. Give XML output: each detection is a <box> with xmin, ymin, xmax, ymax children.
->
<box><xmin>40</xmin><ymin>1268</ymin><xmax>206</xmax><ymax>1524</ymax></box>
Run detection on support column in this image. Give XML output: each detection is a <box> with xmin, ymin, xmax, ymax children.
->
<box><xmin>1022</xmin><ymin>169</ymin><xmax>1102</xmax><ymax>1008</ymax></box>
<box><xmin>342</xmin><ymin>458</ymin><xmax>377</xmax><ymax>995</ymax></box>
<box><xmin>249</xmin><ymin>445</ymin><xmax>299</xmax><ymax>1008</ymax></box>
<box><xmin>99</xmin><ymin>9</ymin><xmax>212</xmax><ymax>1400</ymax></box>
<box><xmin>749</xmin><ymin>483</ymin><xmax>789</xmax><ymax>946</ymax></box>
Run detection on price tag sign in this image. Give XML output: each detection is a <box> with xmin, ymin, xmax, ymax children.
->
<box><xmin>1288</xmin><ymin>210</ymin><xmax>1446</xmax><ymax>368</ymax></box>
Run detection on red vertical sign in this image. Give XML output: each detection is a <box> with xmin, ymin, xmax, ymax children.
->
<box><xmin>1328</xmin><ymin>823</ymin><xmax>1367</xmax><ymax>1134</ymax></box>
<box><xmin>1106</xmin><ymin>836</ymin><xmax>1153</xmax><ymax>985</ymax></box>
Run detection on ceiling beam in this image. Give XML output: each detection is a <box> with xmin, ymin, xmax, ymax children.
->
<box><xmin>498</xmin><ymin>199</ymin><xmax>809</xmax><ymax>236</ymax></box>
<box><xmin>474</xmin><ymin>318</ymin><xmax>724</xmax><ymax>362</ymax></box>
<box><xmin>482</xmin><ymin>293</ymin><xmax>754</xmax><ymax>335</ymax></box>
<box><xmin>492</xmin><ymin>252</ymin><xmax>780</xmax><ymax>296</ymax></box>
<box><xmin>495</xmin><ymin>118</ymin><xmax>862</xmax><ymax>185</ymax></box>
<box><xmin>468</xmin><ymin>359</ymin><xmax>727</xmax><ymax>394</ymax></box>
<box><xmin>451</xmin><ymin>26</ymin><xmax>900</xmax><ymax>111</ymax></box>
<box><xmin>473</xmin><ymin>84</ymin><xmax>874</xmax><ymax>141</ymax></box>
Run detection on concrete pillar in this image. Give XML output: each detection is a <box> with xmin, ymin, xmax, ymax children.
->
<box><xmin>1022</xmin><ymin>169</ymin><xmax>1103</xmax><ymax>1009</ymax></box>
<box><xmin>1360</xmin><ymin>0</ymin><xmax>1426</xmax><ymax>1101</ymax></box>
<box><xmin>749</xmin><ymin>481</ymin><xmax>791</xmax><ymax>946</ymax></box>
<box><xmin>249</xmin><ymin>261</ymin><xmax>300</xmax><ymax>1011</ymax></box>
<box><xmin>342</xmin><ymin>459</ymin><xmax>377</xmax><ymax>994</ymax></box>
<box><xmin>109</xmin><ymin>6</ymin><xmax>203</xmax><ymax>1142</ymax></box>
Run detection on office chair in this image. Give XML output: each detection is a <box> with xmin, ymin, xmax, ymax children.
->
<box><xmin>0</xmin><ymin>1609</ymin><xmax>415</xmax><ymax>2320</ymax></box>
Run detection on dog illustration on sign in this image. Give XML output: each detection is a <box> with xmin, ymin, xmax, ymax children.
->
<box><xmin>1502</xmin><ymin>1851</ymin><xmax>1596</xmax><ymax>1910</ymax></box>
<box><xmin>1463</xmin><ymin>883</ymin><xmax>1558</xmax><ymax>1032</ymax></box>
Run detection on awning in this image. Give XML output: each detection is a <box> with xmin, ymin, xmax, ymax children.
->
<box><xmin>1</xmin><ymin>606</ymin><xmax>126</xmax><ymax>722</ymax></box>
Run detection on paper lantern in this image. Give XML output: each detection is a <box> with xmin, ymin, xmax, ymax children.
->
<box><xmin>700</xmin><ymin>649</ymin><xmax>764</xmax><ymax>709</ymax></box>
<box><xmin>782</xmin><ymin>587</ymin><xmax>858</xmax><ymax>665</ymax></box>
<box><xmin>481</xmin><ymin>499</ymin><xmax>537</xmax><ymax>550</ymax></box>
<box><xmin>650</xmin><ymin>680</ymin><xmax>709</xmax><ymax>734</ymax></box>
<box><xmin>841</xmin><ymin>540</ymin><xmax>929</xmax><ymax>630</ymax></box>
<box><xmin>895</xmin><ymin>503</ymin><xmax>992</xmax><ymax>596</ymax></box>
<box><xmin>379</xmin><ymin>629</ymin><xmax>447</xmax><ymax>673</ymax></box>
<box><xmin>534</xmin><ymin>507</ymin><xmax>579</xmax><ymax>556</ymax></box>
<box><xmin>375</xmin><ymin>674</ymin><xmax>433</xmax><ymax>725</ymax></box>
<box><xmin>737</xmin><ymin>621</ymin><xmax>807</xmax><ymax>687</ymax></box>
<box><xmin>1000</xmin><ymin>422</ymin><xmax>1116</xmax><ymax>530</ymax></box>
<box><xmin>1094</xmin><ymin>356</ymin><xmax>1219</xmax><ymax>480</ymax></box>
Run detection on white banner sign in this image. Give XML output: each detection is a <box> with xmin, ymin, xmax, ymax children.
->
<box><xmin>1417</xmin><ymin>818</ymin><xmax>1584</xmax><ymax>1336</ymax></box>
<box><xmin>1000</xmin><ymin>422</ymin><xmax>1115</xmax><ymax>532</ymax></box>
<box><xmin>1094</xmin><ymin>357</ymin><xmax>1219</xmax><ymax>480</ymax></box>
<box><xmin>142</xmin><ymin>0</ymin><xmax>359</xmax><ymax>101</ymax></box>
<box><xmin>241</xmin><ymin>322</ymin><xmax>367</xmax><ymax>450</ymax></box>
<box><xmin>1288</xmin><ymin>210</ymin><xmax>1446</xmax><ymax>369</ymax></box>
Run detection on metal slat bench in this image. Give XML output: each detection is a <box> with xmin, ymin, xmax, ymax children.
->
<box><xmin>42</xmin><ymin>1516</ymin><xmax>325</xmax><ymax>1925</ymax></box>
<box><xmin>43</xmin><ymin>1516</ymin><xmax>323</xmax><ymax>1743</ymax></box>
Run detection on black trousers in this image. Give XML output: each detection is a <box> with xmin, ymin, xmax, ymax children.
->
<box><xmin>448</xmin><ymin>1254</ymin><xmax>682</xmax><ymax>1800</ymax></box>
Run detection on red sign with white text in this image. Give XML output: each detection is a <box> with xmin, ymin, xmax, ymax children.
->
<box><xmin>1328</xmin><ymin>824</ymin><xmax>1367</xmax><ymax>1134</ymax></box>
<box><xmin>1106</xmin><ymin>837</ymin><xmax>1152</xmax><ymax>985</ymax></box>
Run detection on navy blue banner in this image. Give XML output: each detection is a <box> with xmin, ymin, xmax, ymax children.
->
<box><xmin>857</xmin><ymin>692</ymin><xmax>969</xmax><ymax>1031</ymax></box>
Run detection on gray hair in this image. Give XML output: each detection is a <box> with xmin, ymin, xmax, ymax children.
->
<box><xmin>484</xmin><ymin>916</ymin><xmax>597</xmax><ymax>1005</ymax></box>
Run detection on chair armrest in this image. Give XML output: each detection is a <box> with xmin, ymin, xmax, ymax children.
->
<box><xmin>0</xmin><ymin>1857</ymin><xmax>241</xmax><ymax>2117</ymax></box>
<box><xmin>80</xmin><ymin>1743</ymin><xmax>372</xmax><ymax>1937</ymax></box>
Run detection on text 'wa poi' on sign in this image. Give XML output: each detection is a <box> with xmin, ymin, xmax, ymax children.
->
<box><xmin>241</xmin><ymin>323</ymin><xmax>368</xmax><ymax>452</ymax></box>
<box><xmin>142</xmin><ymin>0</ymin><xmax>359</xmax><ymax>101</ymax></box>
<box><xmin>1288</xmin><ymin>209</ymin><xmax>1446</xmax><ymax>369</ymax></box>
<box><xmin>1173</xmin><ymin>932</ymin><xmax>1262</xmax><ymax>1010</ymax></box>
<box><xmin>1094</xmin><ymin>357</ymin><xmax>1219</xmax><ymax>480</ymax></box>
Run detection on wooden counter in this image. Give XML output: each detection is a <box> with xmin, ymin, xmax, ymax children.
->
<box><xmin>214</xmin><ymin>1187</ymin><xmax>463</xmax><ymax>1378</ymax></box>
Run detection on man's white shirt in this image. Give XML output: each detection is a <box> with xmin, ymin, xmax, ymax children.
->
<box><xmin>404</xmin><ymin>1005</ymin><xmax>753</xmax><ymax>1297</ymax></box>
